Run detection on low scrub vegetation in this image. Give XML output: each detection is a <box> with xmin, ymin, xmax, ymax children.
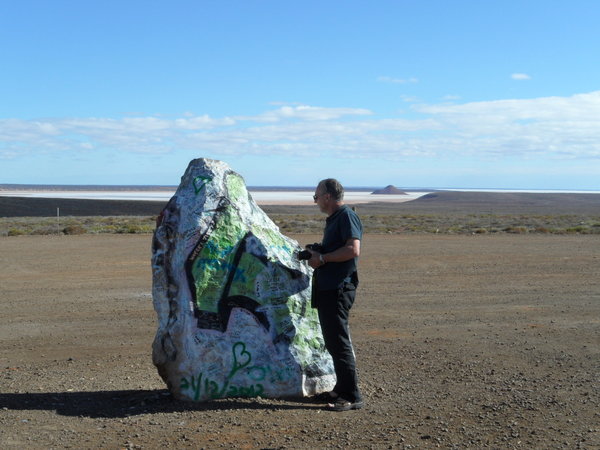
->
<box><xmin>0</xmin><ymin>216</ymin><xmax>156</xmax><ymax>237</ymax></box>
<box><xmin>1</xmin><ymin>213</ymin><xmax>599</xmax><ymax>237</ymax></box>
<box><xmin>270</xmin><ymin>212</ymin><xmax>600</xmax><ymax>235</ymax></box>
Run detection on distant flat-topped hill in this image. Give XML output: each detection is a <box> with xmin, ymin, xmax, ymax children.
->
<box><xmin>371</xmin><ymin>185</ymin><xmax>407</xmax><ymax>195</ymax></box>
<box><xmin>398</xmin><ymin>190</ymin><xmax>600</xmax><ymax>214</ymax></box>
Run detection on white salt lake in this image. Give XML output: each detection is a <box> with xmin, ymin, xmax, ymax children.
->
<box><xmin>0</xmin><ymin>189</ymin><xmax>430</xmax><ymax>205</ymax></box>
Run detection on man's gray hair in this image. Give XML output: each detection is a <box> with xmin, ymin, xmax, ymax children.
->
<box><xmin>319</xmin><ymin>178</ymin><xmax>344</xmax><ymax>201</ymax></box>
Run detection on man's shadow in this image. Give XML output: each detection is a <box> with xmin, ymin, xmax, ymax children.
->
<box><xmin>0</xmin><ymin>390</ymin><xmax>319</xmax><ymax>419</ymax></box>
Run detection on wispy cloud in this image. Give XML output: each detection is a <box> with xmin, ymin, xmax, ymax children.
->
<box><xmin>413</xmin><ymin>91</ymin><xmax>600</xmax><ymax>158</ymax></box>
<box><xmin>236</xmin><ymin>105</ymin><xmax>372</xmax><ymax>123</ymax></box>
<box><xmin>377</xmin><ymin>76</ymin><xmax>419</xmax><ymax>84</ymax></box>
<box><xmin>511</xmin><ymin>73</ymin><xmax>532</xmax><ymax>80</ymax></box>
<box><xmin>2</xmin><ymin>92</ymin><xmax>600</xmax><ymax>162</ymax></box>
<box><xmin>400</xmin><ymin>95</ymin><xmax>420</xmax><ymax>103</ymax></box>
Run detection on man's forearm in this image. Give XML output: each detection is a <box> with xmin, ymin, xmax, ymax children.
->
<box><xmin>307</xmin><ymin>238</ymin><xmax>360</xmax><ymax>269</ymax></box>
<box><xmin>322</xmin><ymin>238</ymin><xmax>360</xmax><ymax>263</ymax></box>
<box><xmin>322</xmin><ymin>245</ymin><xmax>356</xmax><ymax>263</ymax></box>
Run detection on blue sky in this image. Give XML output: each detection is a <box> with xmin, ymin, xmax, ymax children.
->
<box><xmin>1</xmin><ymin>0</ymin><xmax>599</xmax><ymax>189</ymax></box>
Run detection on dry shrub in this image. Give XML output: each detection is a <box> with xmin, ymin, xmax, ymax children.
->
<box><xmin>504</xmin><ymin>226</ymin><xmax>527</xmax><ymax>234</ymax></box>
<box><xmin>63</xmin><ymin>225</ymin><xmax>87</xmax><ymax>235</ymax></box>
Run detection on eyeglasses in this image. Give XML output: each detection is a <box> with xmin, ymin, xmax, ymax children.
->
<box><xmin>313</xmin><ymin>192</ymin><xmax>328</xmax><ymax>201</ymax></box>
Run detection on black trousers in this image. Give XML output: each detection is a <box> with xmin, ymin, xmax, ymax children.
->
<box><xmin>315</xmin><ymin>282</ymin><xmax>361</xmax><ymax>403</ymax></box>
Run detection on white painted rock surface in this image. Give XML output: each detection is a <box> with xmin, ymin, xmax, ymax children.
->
<box><xmin>151</xmin><ymin>158</ymin><xmax>334</xmax><ymax>401</ymax></box>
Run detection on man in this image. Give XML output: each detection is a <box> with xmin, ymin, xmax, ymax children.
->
<box><xmin>307</xmin><ymin>178</ymin><xmax>363</xmax><ymax>411</ymax></box>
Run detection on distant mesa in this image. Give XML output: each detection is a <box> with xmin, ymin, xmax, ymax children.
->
<box><xmin>420</xmin><ymin>193</ymin><xmax>439</xmax><ymax>199</ymax></box>
<box><xmin>371</xmin><ymin>185</ymin><xmax>408</xmax><ymax>195</ymax></box>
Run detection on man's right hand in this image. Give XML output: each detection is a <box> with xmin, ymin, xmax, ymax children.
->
<box><xmin>307</xmin><ymin>250</ymin><xmax>324</xmax><ymax>269</ymax></box>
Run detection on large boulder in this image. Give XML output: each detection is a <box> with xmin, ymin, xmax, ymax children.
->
<box><xmin>151</xmin><ymin>158</ymin><xmax>334</xmax><ymax>401</ymax></box>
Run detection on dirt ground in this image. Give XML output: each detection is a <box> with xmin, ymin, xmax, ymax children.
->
<box><xmin>1</xmin><ymin>233</ymin><xmax>599</xmax><ymax>449</ymax></box>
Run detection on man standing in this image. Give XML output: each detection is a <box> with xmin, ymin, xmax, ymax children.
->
<box><xmin>307</xmin><ymin>178</ymin><xmax>363</xmax><ymax>411</ymax></box>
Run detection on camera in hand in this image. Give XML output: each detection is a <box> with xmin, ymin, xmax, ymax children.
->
<box><xmin>297</xmin><ymin>243</ymin><xmax>323</xmax><ymax>260</ymax></box>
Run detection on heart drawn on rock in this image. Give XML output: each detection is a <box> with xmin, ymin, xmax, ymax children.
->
<box><xmin>229</xmin><ymin>341</ymin><xmax>252</xmax><ymax>378</ymax></box>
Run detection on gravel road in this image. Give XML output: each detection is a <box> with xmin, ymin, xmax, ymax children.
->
<box><xmin>1</xmin><ymin>234</ymin><xmax>599</xmax><ymax>448</ymax></box>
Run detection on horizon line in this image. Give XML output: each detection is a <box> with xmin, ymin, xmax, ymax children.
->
<box><xmin>1</xmin><ymin>183</ymin><xmax>599</xmax><ymax>193</ymax></box>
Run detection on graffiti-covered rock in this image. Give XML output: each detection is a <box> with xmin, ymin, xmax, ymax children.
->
<box><xmin>151</xmin><ymin>158</ymin><xmax>334</xmax><ymax>401</ymax></box>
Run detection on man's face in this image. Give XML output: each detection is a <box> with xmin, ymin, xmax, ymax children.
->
<box><xmin>313</xmin><ymin>184</ymin><xmax>329</xmax><ymax>213</ymax></box>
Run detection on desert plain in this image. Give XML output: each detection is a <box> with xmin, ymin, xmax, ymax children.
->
<box><xmin>1</xmin><ymin>193</ymin><xmax>599</xmax><ymax>449</ymax></box>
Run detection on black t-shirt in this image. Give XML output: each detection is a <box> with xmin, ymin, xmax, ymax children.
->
<box><xmin>314</xmin><ymin>205</ymin><xmax>362</xmax><ymax>290</ymax></box>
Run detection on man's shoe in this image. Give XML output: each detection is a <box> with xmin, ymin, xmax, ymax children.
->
<box><xmin>326</xmin><ymin>398</ymin><xmax>364</xmax><ymax>411</ymax></box>
<box><xmin>312</xmin><ymin>391</ymin><xmax>338</xmax><ymax>402</ymax></box>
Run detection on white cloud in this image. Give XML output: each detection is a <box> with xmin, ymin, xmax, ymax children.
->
<box><xmin>2</xmin><ymin>92</ymin><xmax>600</xmax><ymax>163</ymax></box>
<box><xmin>377</xmin><ymin>76</ymin><xmax>419</xmax><ymax>84</ymax></box>
<box><xmin>237</xmin><ymin>105</ymin><xmax>372</xmax><ymax>122</ymax></box>
<box><xmin>400</xmin><ymin>95</ymin><xmax>420</xmax><ymax>103</ymax></box>
<box><xmin>412</xmin><ymin>91</ymin><xmax>600</xmax><ymax>158</ymax></box>
<box><xmin>511</xmin><ymin>73</ymin><xmax>531</xmax><ymax>80</ymax></box>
